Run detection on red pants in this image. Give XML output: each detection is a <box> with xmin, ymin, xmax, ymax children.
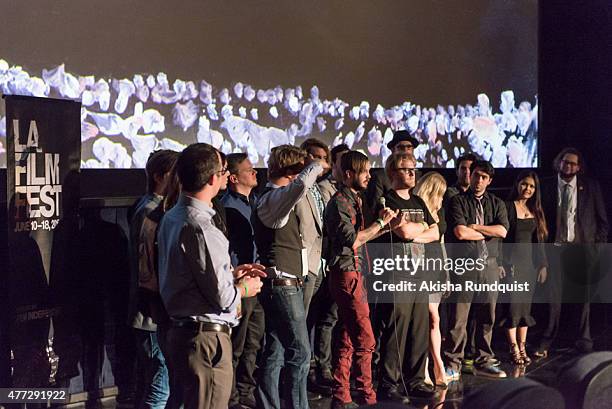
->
<box><xmin>329</xmin><ymin>270</ymin><xmax>376</xmax><ymax>404</ymax></box>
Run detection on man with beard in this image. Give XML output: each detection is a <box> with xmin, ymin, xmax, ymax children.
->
<box><xmin>535</xmin><ymin>148</ymin><xmax>608</xmax><ymax>357</ymax></box>
<box><xmin>325</xmin><ymin>150</ymin><xmax>405</xmax><ymax>408</ymax></box>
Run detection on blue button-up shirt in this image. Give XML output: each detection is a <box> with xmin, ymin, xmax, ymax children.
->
<box><xmin>221</xmin><ymin>189</ymin><xmax>258</xmax><ymax>266</ymax></box>
<box><xmin>157</xmin><ymin>194</ymin><xmax>240</xmax><ymax>326</ymax></box>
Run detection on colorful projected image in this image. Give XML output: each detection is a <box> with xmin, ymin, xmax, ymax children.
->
<box><xmin>0</xmin><ymin>0</ymin><xmax>538</xmax><ymax>168</ymax></box>
<box><xmin>0</xmin><ymin>59</ymin><xmax>538</xmax><ymax>168</ymax></box>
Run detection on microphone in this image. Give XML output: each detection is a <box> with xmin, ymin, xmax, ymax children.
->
<box><xmin>379</xmin><ymin>196</ymin><xmax>386</xmax><ymax>209</ymax></box>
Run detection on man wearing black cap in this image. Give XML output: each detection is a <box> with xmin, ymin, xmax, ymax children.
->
<box><xmin>365</xmin><ymin>130</ymin><xmax>420</xmax><ymax>212</ymax></box>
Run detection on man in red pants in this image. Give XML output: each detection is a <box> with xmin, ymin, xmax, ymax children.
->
<box><xmin>325</xmin><ymin>150</ymin><xmax>404</xmax><ymax>409</ymax></box>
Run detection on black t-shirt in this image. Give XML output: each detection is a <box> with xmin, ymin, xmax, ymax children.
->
<box><xmin>383</xmin><ymin>190</ymin><xmax>435</xmax><ymax>243</ymax></box>
<box><xmin>375</xmin><ymin>190</ymin><xmax>436</xmax><ymax>280</ymax></box>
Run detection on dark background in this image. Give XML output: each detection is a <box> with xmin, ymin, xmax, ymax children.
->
<box><xmin>0</xmin><ymin>0</ymin><xmax>537</xmax><ymax>107</ymax></box>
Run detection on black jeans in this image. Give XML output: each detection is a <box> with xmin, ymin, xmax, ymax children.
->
<box><xmin>307</xmin><ymin>274</ymin><xmax>338</xmax><ymax>373</ymax></box>
<box><xmin>376</xmin><ymin>291</ymin><xmax>429</xmax><ymax>390</ymax></box>
<box><xmin>539</xmin><ymin>244</ymin><xmax>595</xmax><ymax>350</ymax></box>
<box><xmin>230</xmin><ymin>296</ymin><xmax>265</xmax><ymax>407</ymax></box>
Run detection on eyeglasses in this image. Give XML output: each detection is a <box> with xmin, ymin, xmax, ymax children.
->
<box><xmin>395</xmin><ymin>167</ymin><xmax>416</xmax><ymax>175</ymax></box>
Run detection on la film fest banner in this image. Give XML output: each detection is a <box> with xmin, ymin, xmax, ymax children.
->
<box><xmin>4</xmin><ymin>95</ymin><xmax>81</xmax><ymax>387</ymax></box>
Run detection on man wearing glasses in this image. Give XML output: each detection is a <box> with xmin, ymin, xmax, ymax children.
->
<box><xmin>536</xmin><ymin>148</ymin><xmax>608</xmax><ymax>357</ymax></box>
<box><xmin>375</xmin><ymin>152</ymin><xmax>439</xmax><ymax>403</ymax></box>
<box><xmin>157</xmin><ymin>143</ymin><xmax>266</xmax><ymax>409</ymax></box>
<box><xmin>365</xmin><ymin>130</ymin><xmax>420</xmax><ymax>212</ymax></box>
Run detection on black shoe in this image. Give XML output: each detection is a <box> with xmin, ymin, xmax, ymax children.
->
<box><xmin>307</xmin><ymin>391</ymin><xmax>323</xmax><ymax>401</ymax></box>
<box><xmin>408</xmin><ymin>383</ymin><xmax>437</xmax><ymax>399</ymax></box>
<box><xmin>318</xmin><ymin>369</ymin><xmax>335</xmax><ymax>387</ymax></box>
<box><xmin>377</xmin><ymin>387</ymin><xmax>411</xmax><ymax>404</ymax></box>
<box><xmin>331</xmin><ymin>399</ymin><xmax>359</xmax><ymax>409</ymax></box>
<box><xmin>238</xmin><ymin>396</ymin><xmax>257</xmax><ymax>408</ymax></box>
<box><xmin>575</xmin><ymin>340</ymin><xmax>594</xmax><ymax>354</ymax></box>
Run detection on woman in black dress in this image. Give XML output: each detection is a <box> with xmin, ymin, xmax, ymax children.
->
<box><xmin>500</xmin><ymin>170</ymin><xmax>548</xmax><ymax>365</ymax></box>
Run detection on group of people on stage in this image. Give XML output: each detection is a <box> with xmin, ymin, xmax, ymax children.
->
<box><xmin>126</xmin><ymin>130</ymin><xmax>608</xmax><ymax>409</ymax></box>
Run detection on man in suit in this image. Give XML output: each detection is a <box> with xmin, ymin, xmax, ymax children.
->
<box><xmin>297</xmin><ymin>138</ymin><xmax>331</xmax><ymax>313</ymax></box>
<box><xmin>536</xmin><ymin>148</ymin><xmax>608</xmax><ymax>356</ymax></box>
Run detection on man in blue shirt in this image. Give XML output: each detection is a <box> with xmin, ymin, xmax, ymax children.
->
<box><xmin>221</xmin><ymin>153</ymin><xmax>263</xmax><ymax>409</ymax></box>
<box><xmin>127</xmin><ymin>149</ymin><xmax>178</xmax><ymax>409</ymax></box>
<box><xmin>157</xmin><ymin>143</ymin><xmax>266</xmax><ymax>409</ymax></box>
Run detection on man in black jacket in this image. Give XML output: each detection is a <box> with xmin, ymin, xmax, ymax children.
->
<box><xmin>536</xmin><ymin>148</ymin><xmax>609</xmax><ymax>356</ymax></box>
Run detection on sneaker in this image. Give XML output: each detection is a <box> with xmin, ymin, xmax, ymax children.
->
<box><xmin>489</xmin><ymin>357</ymin><xmax>501</xmax><ymax>367</ymax></box>
<box><xmin>461</xmin><ymin>358</ymin><xmax>474</xmax><ymax>374</ymax></box>
<box><xmin>445</xmin><ymin>367</ymin><xmax>461</xmax><ymax>381</ymax></box>
<box><xmin>473</xmin><ymin>365</ymin><xmax>507</xmax><ymax>379</ymax></box>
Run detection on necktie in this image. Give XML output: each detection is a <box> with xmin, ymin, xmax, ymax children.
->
<box><xmin>309</xmin><ymin>184</ymin><xmax>325</xmax><ymax>225</ymax></box>
<box><xmin>559</xmin><ymin>183</ymin><xmax>571</xmax><ymax>242</ymax></box>
<box><xmin>476</xmin><ymin>196</ymin><xmax>489</xmax><ymax>259</ymax></box>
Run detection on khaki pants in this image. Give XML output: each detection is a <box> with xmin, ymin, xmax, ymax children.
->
<box><xmin>167</xmin><ymin>327</ymin><xmax>233</xmax><ymax>409</ymax></box>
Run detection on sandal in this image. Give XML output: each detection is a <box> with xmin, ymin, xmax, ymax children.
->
<box><xmin>533</xmin><ymin>348</ymin><xmax>548</xmax><ymax>358</ymax></box>
<box><xmin>519</xmin><ymin>342</ymin><xmax>532</xmax><ymax>365</ymax></box>
<box><xmin>510</xmin><ymin>343</ymin><xmax>525</xmax><ymax>365</ymax></box>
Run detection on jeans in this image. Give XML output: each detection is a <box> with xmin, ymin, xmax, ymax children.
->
<box><xmin>309</xmin><ymin>274</ymin><xmax>338</xmax><ymax>374</ymax></box>
<box><xmin>330</xmin><ymin>270</ymin><xmax>376</xmax><ymax>405</ymax></box>
<box><xmin>258</xmin><ymin>285</ymin><xmax>311</xmax><ymax>409</ymax></box>
<box><xmin>303</xmin><ymin>271</ymin><xmax>322</xmax><ymax>314</ymax></box>
<box><xmin>134</xmin><ymin>329</ymin><xmax>170</xmax><ymax>409</ymax></box>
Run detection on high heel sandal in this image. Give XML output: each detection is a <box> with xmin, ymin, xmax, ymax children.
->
<box><xmin>519</xmin><ymin>342</ymin><xmax>532</xmax><ymax>365</ymax></box>
<box><xmin>510</xmin><ymin>343</ymin><xmax>525</xmax><ymax>365</ymax></box>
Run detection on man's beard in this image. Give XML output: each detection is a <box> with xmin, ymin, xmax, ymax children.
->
<box><xmin>350</xmin><ymin>178</ymin><xmax>366</xmax><ymax>191</ymax></box>
<box><xmin>560</xmin><ymin>170</ymin><xmax>578</xmax><ymax>180</ymax></box>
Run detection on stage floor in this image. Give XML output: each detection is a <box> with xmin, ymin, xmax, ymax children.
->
<box><xmin>306</xmin><ymin>328</ymin><xmax>612</xmax><ymax>409</ymax></box>
<box><xmin>90</xmin><ymin>326</ymin><xmax>612</xmax><ymax>409</ymax></box>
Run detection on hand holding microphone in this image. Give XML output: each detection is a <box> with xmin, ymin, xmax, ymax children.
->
<box><xmin>377</xmin><ymin>197</ymin><xmax>399</xmax><ymax>227</ymax></box>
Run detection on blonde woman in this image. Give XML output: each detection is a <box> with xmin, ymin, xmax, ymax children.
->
<box><xmin>413</xmin><ymin>171</ymin><xmax>449</xmax><ymax>387</ymax></box>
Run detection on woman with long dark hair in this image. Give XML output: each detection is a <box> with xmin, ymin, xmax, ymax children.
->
<box><xmin>500</xmin><ymin>170</ymin><xmax>548</xmax><ymax>365</ymax></box>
